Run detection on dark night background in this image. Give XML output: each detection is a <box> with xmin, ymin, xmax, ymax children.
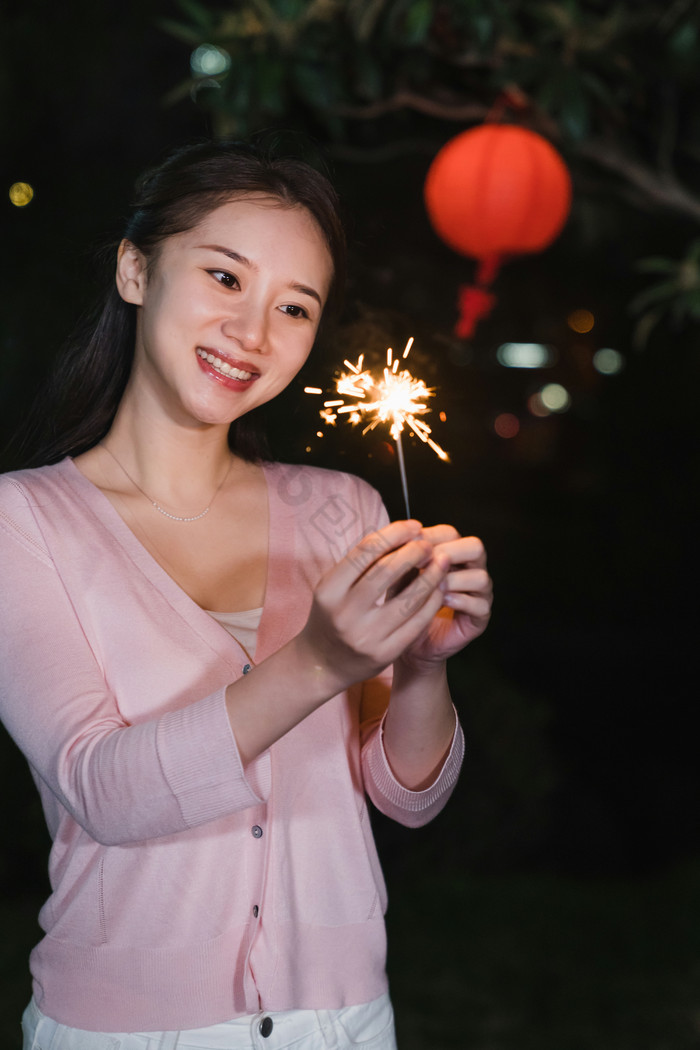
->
<box><xmin>1</xmin><ymin>2</ymin><xmax>699</xmax><ymax>1046</ymax></box>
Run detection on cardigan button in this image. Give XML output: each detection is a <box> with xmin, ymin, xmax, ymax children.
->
<box><xmin>259</xmin><ymin>1016</ymin><xmax>274</xmax><ymax>1037</ymax></box>
<box><xmin>242</xmin><ymin>663</ymin><xmax>252</xmax><ymax>675</ymax></box>
<box><xmin>253</xmin><ymin>904</ymin><xmax>259</xmax><ymax>918</ymax></box>
<box><xmin>252</xmin><ymin>825</ymin><xmax>263</xmax><ymax>839</ymax></box>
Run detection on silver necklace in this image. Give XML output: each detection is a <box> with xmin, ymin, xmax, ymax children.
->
<box><xmin>99</xmin><ymin>443</ymin><xmax>233</xmax><ymax>523</ymax></box>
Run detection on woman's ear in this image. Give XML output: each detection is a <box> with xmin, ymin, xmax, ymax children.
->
<box><xmin>116</xmin><ymin>239</ymin><xmax>148</xmax><ymax>305</ymax></box>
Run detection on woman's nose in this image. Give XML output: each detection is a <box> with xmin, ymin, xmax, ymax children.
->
<box><xmin>221</xmin><ymin>305</ymin><xmax>268</xmax><ymax>352</ymax></box>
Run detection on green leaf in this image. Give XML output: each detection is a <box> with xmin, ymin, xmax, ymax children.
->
<box><xmin>353</xmin><ymin>48</ymin><xmax>384</xmax><ymax>101</ymax></box>
<box><xmin>467</xmin><ymin>16</ymin><xmax>489</xmax><ymax>46</ymax></box>
<box><xmin>255</xmin><ymin>55</ymin><xmax>288</xmax><ymax>112</ymax></box>
<box><xmin>393</xmin><ymin>0</ymin><xmax>435</xmax><ymax>46</ymax></box>
<box><xmin>629</xmin><ymin>278</ymin><xmax>684</xmax><ymax>314</ymax></box>
<box><xmin>161</xmin><ymin>78</ymin><xmax>200</xmax><ymax>108</ymax></box>
<box><xmin>580</xmin><ymin>71</ymin><xmax>614</xmax><ymax>107</ymax></box>
<box><xmin>636</xmin><ymin>257</ymin><xmax>682</xmax><ymax>274</ymax></box>
<box><xmin>349</xmin><ymin>0</ymin><xmax>388</xmax><ymax>42</ymax></box>
<box><xmin>156</xmin><ymin>18</ymin><xmax>206</xmax><ymax>47</ymax></box>
<box><xmin>293</xmin><ymin>60</ymin><xmax>341</xmax><ymax>108</ymax></box>
<box><xmin>539</xmin><ymin>70</ymin><xmax>590</xmax><ymax>141</ymax></box>
<box><xmin>681</xmin><ymin>288</ymin><xmax>700</xmax><ymax>314</ymax></box>
<box><xmin>632</xmin><ymin>308</ymin><xmax>663</xmax><ymax>350</ymax></box>
<box><xmin>174</xmin><ymin>0</ymin><xmax>214</xmax><ymax>33</ymax></box>
<box><xmin>668</xmin><ymin>21</ymin><xmax>697</xmax><ymax>58</ymax></box>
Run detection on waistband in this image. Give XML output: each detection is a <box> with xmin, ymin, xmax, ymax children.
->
<box><xmin>22</xmin><ymin>993</ymin><xmax>395</xmax><ymax>1050</ymax></box>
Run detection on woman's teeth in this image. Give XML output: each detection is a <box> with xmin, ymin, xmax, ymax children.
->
<box><xmin>197</xmin><ymin>349</ymin><xmax>253</xmax><ymax>380</ymax></box>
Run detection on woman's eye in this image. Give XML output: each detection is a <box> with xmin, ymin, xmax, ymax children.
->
<box><xmin>281</xmin><ymin>304</ymin><xmax>309</xmax><ymax>319</ymax></box>
<box><xmin>209</xmin><ymin>270</ymin><xmax>239</xmax><ymax>289</ymax></box>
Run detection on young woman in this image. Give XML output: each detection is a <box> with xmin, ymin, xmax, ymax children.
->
<box><xmin>0</xmin><ymin>140</ymin><xmax>492</xmax><ymax>1050</ymax></box>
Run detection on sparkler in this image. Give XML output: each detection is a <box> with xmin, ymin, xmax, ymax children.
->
<box><xmin>305</xmin><ymin>337</ymin><xmax>449</xmax><ymax>517</ymax></box>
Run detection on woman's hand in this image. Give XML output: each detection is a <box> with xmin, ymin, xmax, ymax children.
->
<box><xmin>227</xmin><ymin>519</ymin><xmax>457</xmax><ymax>766</ymax></box>
<box><xmin>394</xmin><ymin>525</ymin><xmax>493</xmax><ymax>677</ymax></box>
<box><xmin>296</xmin><ymin>519</ymin><xmax>451</xmax><ymax>694</ymax></box>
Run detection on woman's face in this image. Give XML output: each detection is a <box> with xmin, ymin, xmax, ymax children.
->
<box><xmin>117</xmin><ymin>195</ymin><xmax>334</xmax><ymax>430</ymax></box>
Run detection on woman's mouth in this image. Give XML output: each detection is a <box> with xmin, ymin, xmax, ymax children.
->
<box><xmin>196</xmin><ymin>348</ymin><xmax>257</xmax><ymax>383</ymax></box>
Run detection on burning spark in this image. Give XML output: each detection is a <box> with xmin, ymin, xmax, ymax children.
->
<box><xmin>306</xmin><ymin>337</ymin><xmax>449</xmax><ymax>516</ymax></box>
<box><xmin>312</xmin><ymin>337</ymin><xmax>449</xmax><ymax>461</ymax></box>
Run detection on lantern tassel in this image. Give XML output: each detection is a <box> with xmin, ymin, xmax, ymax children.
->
<box><xmin>455</xmin><ymin>251</ymin><xmax>501</xmax><ymax>339</ymax></box>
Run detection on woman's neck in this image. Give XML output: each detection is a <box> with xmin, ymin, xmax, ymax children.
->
<box><xmin>95</xmin><ymin>402</ymin><xmax>238</xmax><ymax>511</ymax></box>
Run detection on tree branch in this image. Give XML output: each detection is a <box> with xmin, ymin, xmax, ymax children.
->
<box><xmin>576</xmin><ymin>139</ymin><xmax>700</xmax><ymax>224</ymax></box>
<box><xmin>330</xmin><ymin>89</ymin><xmax>700</xmax><ymax>225</ymax></box>
<box><xmin>330</xmin><ymin>91</ymin><xmax>490</xmax><ymax>122</ymax></box>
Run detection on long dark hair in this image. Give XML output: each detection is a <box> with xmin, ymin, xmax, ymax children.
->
<box><xmin>14</xmin><ymin>139</ymin><xmax>346</xmax><ymax>467</ymax></box>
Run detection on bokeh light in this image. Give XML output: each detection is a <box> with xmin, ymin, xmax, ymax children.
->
<box><xmin>496</xmin><ymin>342</ymin><xmax>556</xmax><ymax>368</ymax></box>
<box><xmin>9</xmin><ymin>182</ymin><xmax>34</xmax><ymax>207</ymax></box>
<box><xmin>567</xmin><ymin>308</ymin><xmax>594</xmax><ymax>333</ymax></box>
<box><xmin>540</xmin><ymin>383</ymin><xmax>571</xmax><ymax>412</ymax></box>
<box><xmin>494</xmin><ymin>413</ymin><xmax>520</xmax><ymax>438</ymax></box>
<box><xmin>593</xmin><ymin>348</ymin><xmax>624</xmax><ymax>375</ymax></box>
<box><xmin>190</xmin><ymin>44</ymin><xmax>231</xmax><ymax>77</ymax></box>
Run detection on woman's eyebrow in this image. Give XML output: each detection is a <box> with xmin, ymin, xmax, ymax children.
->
<box><xmin>290</xmin><ymin>283</ymin><xmax>323</xmax><ymax>307</ymax></box>
<box><xmin>198</xmin><ymin>244</ymin><xmax>253</xmax><ymax>268</ymax></box>
<box><xmin>198</xmin><ymin>244</ymin><xmax>323</xmax><ymax>307</ymax></box>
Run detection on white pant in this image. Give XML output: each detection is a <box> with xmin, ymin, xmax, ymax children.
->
<box><xmin>22</xmin><ymin>995</ymin><xmax>397</xmax><ymax>1050</ymax></box>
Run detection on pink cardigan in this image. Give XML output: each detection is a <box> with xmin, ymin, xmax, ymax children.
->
<box><xmin>0</xmin><ymin>458</ymin><xmax>464</xmax><ymax>1031</ymax></box>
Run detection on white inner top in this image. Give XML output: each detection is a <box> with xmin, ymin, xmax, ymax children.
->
<box><xmin>205</xmin><ymin>607</ymin><xmax>263</xmax><ymax>663</ymax></box>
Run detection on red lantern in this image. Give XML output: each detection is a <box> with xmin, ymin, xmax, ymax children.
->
<box><xmin>424</xmin><ymin>124</ymin><xmax>572</xmax><ymax>337</ymax></box>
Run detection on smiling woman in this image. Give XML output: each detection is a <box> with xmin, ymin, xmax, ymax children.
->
<box><xmin>0</xmin><ymin>140</ymin><xmax>493</xmax><ymax>1050</ymax></box>
<box><xmin>113</xmin><ymin>198</ymin><xmax>331</xmax><ymax>435</ymax></box>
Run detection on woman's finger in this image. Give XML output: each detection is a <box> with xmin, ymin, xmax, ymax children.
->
<box><xmin>382</xmin><ymin>584</ymin><xmax>448</xmax><ymax>657</ymax></box>
<box><xmin>444</xmin><ymin>567</ymin><xmax>492</xmax><ymax>595</ymax></box>
<box><xmin>383</xmin><ymin>549</ymin><xmax>449</xmax><ymax>619</ymax></box>
<box><xmin>443</xmin><ymin>591</ymin><xmax>493</xmax><ymax>621</ymax></box>
<box><xmin>433</xmin><ymin>535</ymin><xmax>488</xmax><ymax>570</ymax></box>
<box><xmin>419</xmin><ymin>524</ymin><xmax>460</xmax><ymax>547</ymax></box>
<box><xmin>329</xmin><ymin>520</ymin><xmax>423</xmax><ymax>593</ymax></box>
<box><xmin>356</xmin><ymin>538</ymin><xmax>437</xmax><ymax>606</ymax></box>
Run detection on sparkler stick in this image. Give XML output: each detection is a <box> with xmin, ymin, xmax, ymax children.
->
<box><xmin>394</xmin><ymin>431</ymin><xmax>411</xmax><ymax>517</ymax></box>
<box><xmin>304</xmin><ymin>337</ymin><xmax>449</xmax><ymax>517</ymax></box>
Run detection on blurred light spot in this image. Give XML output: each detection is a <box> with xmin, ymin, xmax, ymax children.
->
<box><xmin>540</xmin><ymin>383</ymin><xmax>571</xmax><ymax>412</ymax></box>
<box><xmin>527</xmin><ymin>393</ymin><xmax>550</xmax><ymax>417</ymax></box>
<box><xmin>305</xmin><ymin>446</ymin><xmax>312</xmax><ymax>453</ymax></box>
<box><xmin>316</xmin><ymin>431</ymin><xmax>324</xmax><ymax>438</ymax></box>
<box><xmin>439</xmin><ymin>411</ymin><xmax>447</xmax><ymax>422</ymax></box>
<box><xmin>496</xmin><ymin>342</ymin><xmax>555</xmax><ymax>368</ymax></box>
<box><xmin>9</xmin><ymin>182</ymin><xmax>34</xmax><ymax>207</ymax></box>
<box><xmin>567</xmin><ymin>309</ymin><xmax>594</xmax><ymax>333</ymax></box>
<box><xmin>494</xmin><ymin>413</ymin><xmax>520</xmax><ymax>438</ymax></box>
<box><xmin>190</xmin><ymin>44</ymin><xmax>231</xmax><ymax>77</ymax></box>
<box><xmin>304</xmin><ymin>386</ymin><xmax>323</xmax><ymax>394</ymax></box>
<box><xmin>593</xmin><ymin>348</ymin><xmax>624</xmax><ymax>375</ymax></box>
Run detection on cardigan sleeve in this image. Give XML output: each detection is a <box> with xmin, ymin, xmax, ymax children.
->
<box><xmin>359</xmin><ymin>672</ymin><xmax>465</xmax><ymax>828</ymax></box>
<box><xmin>0</xmin><ymin>477</ymin><xmax>266</xmax><ymax>847</ymax></box>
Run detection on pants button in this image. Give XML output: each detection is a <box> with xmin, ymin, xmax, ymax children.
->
<box><xmin>259</xmin><ymin>1015</ymin><xmax>274</xmax><ymax>1037</ymax></box>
